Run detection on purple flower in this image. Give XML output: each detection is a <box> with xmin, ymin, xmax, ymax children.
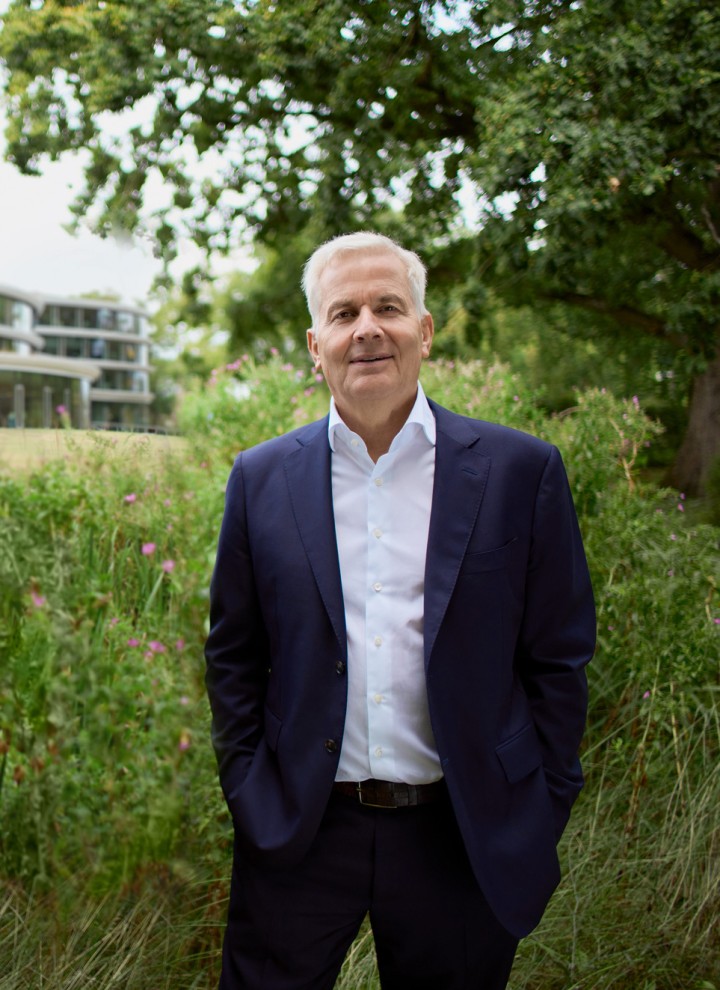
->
<box><xmin>31</xmin><ymin>591</ymin><xmax>46</xmax><ymax>608</ymax></box>
<box><xmin>642</xmin><ymin>691</ymin><xmax>651</xmax><ymax>699</ymax></box>
<box><xmin>142</xmin><ymin>542</ymin><xmax>156</xmax><ymax>556</ymax></box>
<box><xmin>56</xmin><ymin>404</ymin><xmax>67</xmax><ymax>415</ymax></box>
<box><xmin>127</xmin><ymin>637</ymin><xmax>140</xmax><ymax>648</ymax></box>
<box><xmin>175</xmin><ymin>638</ymin><xmax>186</xmax><ymax>651</ymax></box>
<box><xmin>161</xmin><ymin>559</ymin><xmax>175</xmax><ymax>573</ymax></box>
<box><xmin>148</xmin><ymin>640</ymin><xmax>166</xmax><ymax>653</ymax></box>
<box><xmin>124</xmin><ymin>493</ymin><xmax>137</xmax><ymax>504</ymax></box>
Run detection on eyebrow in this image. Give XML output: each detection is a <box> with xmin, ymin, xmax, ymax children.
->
<box><xmin>326</xmin><ymin>292</ymin><xmax>407</xmax><ymax>317</ymax></box>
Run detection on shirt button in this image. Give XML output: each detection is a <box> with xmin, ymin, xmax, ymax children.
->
<box><xmin>373</xmin><ymin>694</ymin><xmax>383</xmax><ymax>704</ymax></box>
<box><xmin>324</xmin><ymin>739</ymin><xmax>338</xmax><ymax>753</ymax></box>
<box><xmin>374</xmin><ymin>477</ymin><xmax>383</xmax><ymax>486</ymax></box>
<box><xmin>374</xmin><ymin>636</ymin><xmax>382</xmax><ymax>647</ymax></box>
<box><xmin>374</xmin><ymin>746</ymin><xmax>383</xmax><ymax>757</ymax></box>
<box><xmin>373</xmin><ymin>528</ymin><xmax>383</xmax><ymax>539</ymax></box>
<box><xmin>335</xmin><ymin>660</ymin><xmax>346</xmax><ymax>675</ymax></box>
<box><xmin>373</xmin><ymin>582</ymin><xmax>382</xmax><ymax>592</ymax></box>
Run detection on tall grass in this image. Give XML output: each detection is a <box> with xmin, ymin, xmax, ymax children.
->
<box><xmin>1</xmin><ymin>356</ymin><xmax>718</xmax><ymax>989</ymax></box>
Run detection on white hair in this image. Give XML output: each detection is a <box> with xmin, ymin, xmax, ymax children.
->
<box><xmin>302</xmin><ymin>232</ymin><xmax>428</xmax><ymax>332</ymax></box>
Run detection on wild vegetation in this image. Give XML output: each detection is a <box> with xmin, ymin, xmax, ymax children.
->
<box><xmin>1</xmin><ymin>357</ymin><xmax>718</xmax><ymax>989</ymax></box>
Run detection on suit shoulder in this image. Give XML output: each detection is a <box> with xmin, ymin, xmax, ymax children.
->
<box><xmin>430</xmin><ymin>400</ymin><xmax>553</xmax><ymax>461</ymax></box>
<box><xmin>230</xmin><ymin>417</ymin><xmax>327</xmax><ymax>469</ymax></box>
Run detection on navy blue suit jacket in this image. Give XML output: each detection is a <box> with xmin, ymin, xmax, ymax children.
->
<box><xmin>205</xmin><ymin>399</ymin><xmax>596</xmax><ymax>938</ymax></box>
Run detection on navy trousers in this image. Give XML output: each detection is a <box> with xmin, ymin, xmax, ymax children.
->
<box><xmin>219</xmin><ymin>787</ymin><xmax>519</xmax><ymax>989</ymax></box>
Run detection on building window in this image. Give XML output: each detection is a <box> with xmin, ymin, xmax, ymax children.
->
<box><xmin>60</xmin><ymin>306</ymin><xmax>77</xmax><ymax>328</ymax></box>
<box><xmin>117</xmin><ymin>311</ymin><xmax>135</xmax><ymax>333</ymax></box>
<box><xmin>81</xmin><ymin>308</ymin><xmax>99</xmax><ymax>329</ymax></box>
<box><xmin>43</xmin><ymin>336</ymin><xmax>61</xmax><ymax>355</ymax></box>
<box><xmin>90</xmin><ymin>338</ymin><xmax>106</xmax><ymax>359</ymax></box>
<box><xmin>66</xmin><ymin>337</ymin><xmax>86</xmax><ymax>359</ymax></box>
<box><xmin>97</xmin><ymin>308</ymin><xmax>116</xmax><ymax>330</ymax></box>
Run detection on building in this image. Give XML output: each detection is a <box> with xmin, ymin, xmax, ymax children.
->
<box><xmin>0</xmin><ymin>286</ymin><xmax>153</xmax><ymax>430</ymax></box>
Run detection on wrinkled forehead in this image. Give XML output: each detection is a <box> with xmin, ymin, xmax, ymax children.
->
<box><xmin>317</xmin><ymin>249</ymin><xmax>413</xmax><ymax>312</ymax></box>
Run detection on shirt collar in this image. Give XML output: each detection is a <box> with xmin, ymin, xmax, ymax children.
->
<box><xmin>328</xmin><ymin>381</ymin><xmax>436</xmax><ymax>452</ymax></box>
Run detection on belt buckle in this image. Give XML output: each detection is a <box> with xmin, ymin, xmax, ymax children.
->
<box><xmin>357</xmin><ymin>782</ymin><xmax>397</xmax><ymax>809</ymax></box>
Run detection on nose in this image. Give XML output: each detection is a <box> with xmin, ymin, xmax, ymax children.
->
<box><xmin>353</xmin><ymin>305</ymin><xmax>382</xmax><ymax>340</ymax></box>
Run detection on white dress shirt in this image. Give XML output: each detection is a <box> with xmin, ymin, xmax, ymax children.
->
<box><xmin>328</xmin><ymin>383</ymin><xmax>442</xmax><ymax>784</ymax></box>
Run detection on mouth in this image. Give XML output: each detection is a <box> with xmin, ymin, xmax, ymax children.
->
<box><xmin>350</xmin><ymin>354</ymin><xmax>392</xmax><ymax>364</ymax></box>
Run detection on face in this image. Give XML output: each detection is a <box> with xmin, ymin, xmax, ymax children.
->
<box><xmin>307</xmin><ymin>249</ymin><xmax>433</xmax><ymax>428</ymax></box>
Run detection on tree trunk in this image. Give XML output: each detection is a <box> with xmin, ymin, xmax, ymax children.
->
<box><xmin>666</xmin><ymin>350</ymin><xmax>720</xmax><ymax>497</ymax></box>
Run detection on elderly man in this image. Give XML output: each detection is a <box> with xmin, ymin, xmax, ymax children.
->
<box><xmin>205</xmin><ymin>232</ymin><xmax>595</xmax><ymax>989</ymax></box>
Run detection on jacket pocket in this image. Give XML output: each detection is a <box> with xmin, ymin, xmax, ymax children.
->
<box><xmin>495</xmin><ymin>722</ymin><xmax>542</xmax><ymax>783</ymax></box>
<box><xmin>461</xmin><ymin>537</ymin><xmax>518</xmax><ymax>574</ymax></box>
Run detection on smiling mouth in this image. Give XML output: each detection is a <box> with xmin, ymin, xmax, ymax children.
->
<box><xmin>351</xmin><ymin>355</ymin><xmax>391</xmax><ymax>364</ymax></box>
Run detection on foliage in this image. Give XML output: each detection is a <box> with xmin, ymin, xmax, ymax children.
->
<box><xmin>0</xmin><ymin>359</ymin><xmax>718</xmax><ymax>988</ymax></box>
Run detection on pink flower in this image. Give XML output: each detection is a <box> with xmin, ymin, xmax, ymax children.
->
<box><xmin>161</xmin><ymin>559</ymin><xmax>175</xmax><ymax>573</ymax></box>
<box><xmin>178</xmin><ymin>731</ymin><xmax>191</xmax><ymax>751</ymax></box>
<box><xmin>31</xmin><ymin>591</ymin><xmax>46</xmax><ymax>608</ymax></box>
<box><xmin>714</xmin><ymin>618</ymin><xmax>720</xmax><ymax>626</ymax></box>
<box><xmin>109</xmin><ymin>617</ymin><xmax>120</xmax><ymax>627</ymax></box>
<box><xmin>175</xmin><ymin>638</ymin><xmax>185</xmax><ymax>651</ymax></box>
<box><xmin>670</xmin><ymin>534</ymin><xmax>677</xmax><ymax>541</ymax></box>
<box><xmin>632</xmin><ymin>396</ymin><xmax>640</xmax><ymax>408</ymax></box>
<box><xmin>124</xmin><ymin>493</ymin><xmax>137</xmax><ymax>504</ymax></box>
<box><xmin>677</xmin><ymin>503</ymin><xmax>684</xmax><ymax>512</ymax></box>
<box><xmin>642</xmin><ymin>691</ymin><xmax>651</xmax><ymax>699</ymax></box>
<box><xmin>163</xmin><ymin>498</ymin><xmax>171</xmax><ymax>507</ymax></box>
<box><xmin>127</xmin><ymin>637</ymin><xmax>140</xmax><ymax>647</ymax></box>
<box><xmin>179</xmin><ymin>695</ymin><xmax>189</xmax><ymax>706</ymax></box>
<box><xmin>148</xmin><ymin>640</ymin><xmax>166</xmax><ymax>653</ymax></box>
<box><xmin>56</xmin><ymin>404</ymin><xmax>67</xmax><ymax>415</ymax></box>
<box><xmin>142</xmin><ymin>542</ymin><xmax>156</xmax><ymax>556</ymax></box>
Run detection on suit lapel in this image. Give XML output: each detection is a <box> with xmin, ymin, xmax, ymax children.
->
<box><xmin>424</xmin><ymin>403</ymin><xmax>491</xmax><ymax>667</ymax></box>
<box><xmin>284</xmin><ymin>418</ymin><xmax>347</xmax><ymax>654</ymax></box>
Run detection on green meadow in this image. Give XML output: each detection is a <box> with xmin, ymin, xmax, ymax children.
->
<box><xmin>1</xmin><ymin>356</ymin><xmax>718</xmax><ymax>989</ymax></box>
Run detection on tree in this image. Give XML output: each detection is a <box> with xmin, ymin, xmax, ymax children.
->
<box><xmin>1</xmin><ymin>0</ymin><xmax>718</xmax><ymax>490</ymax></box>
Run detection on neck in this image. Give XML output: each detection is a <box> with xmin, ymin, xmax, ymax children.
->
<box><xmin>336</xmin><ymin>394</ymin><xmax>416</xmax><ymax>462</ymax></box>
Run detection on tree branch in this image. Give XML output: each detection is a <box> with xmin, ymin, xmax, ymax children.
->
<box><xmin>542</xmin><ymin>290</ymin><xmax>688</xmax><ymax>349</ymax></box>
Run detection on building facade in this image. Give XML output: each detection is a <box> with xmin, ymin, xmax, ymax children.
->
<box><xmin>0</xmin><ymin>286</ymin><xmax>153</xmax><ymax>430</ymax></box>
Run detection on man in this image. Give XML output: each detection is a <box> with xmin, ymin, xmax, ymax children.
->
<box><xmin>205</xmin><ymin>232</ymin><xmax>596</xmax><ymax>989</ymax></box>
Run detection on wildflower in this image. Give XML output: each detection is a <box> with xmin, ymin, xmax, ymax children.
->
<box><xmin>179</xmin><ymin>695</ymin><xmax>189</xmax><ymax>706</ymax></box>
<box><xmin>178</xmin><ymin>731</ymin><xmax>191</xmax><ymax>752</ymax></box>
<box><xmin>127</xmin><ymin>637</ymin><xmax>140</xmax><ymax>647</ymax></box>
<box><xmin>148</xmin><ymin>640</ymin><xmax>166</xmax><ymax>653</ymax></box>
<box><xmin>632</xmin><ymin>395</ymin><xmax>640</xmax><ymax>408</ymax></box>
<box><xmin>124</xmin><ymin>493</ymin><xmax>137</xmax><ymax>504</ymax></box>
<box><xmin>642</xmin><ymin>691</ymin><xmax>651</xmax><ymax>699</ymax></box>
<box><xmin>142</xmin><ymin>542</ymin><xmax>156</xmax><ymax>556</ymax></box>
<box><xmin>31</xmin><ymin>591</ymin><xmax>46</xmax><ymax>608</ymax></box>
<box><xmin>109</xmin><ymin>617</ymin><xmax>120</xmax><ymax>627</ymax></box>
<box><xmin>270</xmin><ymin>346</ymin><xmax>279</xmax><ymax>357</ymax></box>
<box><xmin>714</xmin><ymin>618</ymin><xmax>720</xmax><ymax>626</ymax></box>
<box><xmin>670</xmin><ymin>534</ymin><xmax>677</xmax><ymax>541</ymax></box>
<box><xmin>161</xmin><ymin>559</ymin><xmax>175</xmax><ymax>573</ymax></box>
<box><xmin>175</xmin><ymin>638</ymin><xmax>186</xmax><ymax>651</ymax></box>
<box><xmin>304</xmin><ymin>387</ymin><xmax>315</xmax><ymax>397</ymax></box>
<box><xmin>56</xmin><ymin>404</ymin><xmax>67</xmax><ymax>415</ymax></box>
<box><xmin>163</xmin><ymin>498</ymin><xmax>171</xmax><ymax>507</ymax></box>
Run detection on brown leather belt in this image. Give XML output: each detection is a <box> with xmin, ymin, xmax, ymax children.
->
<box><xmin>332</xmin><ymin>778</ymin><xmax>445</xmax><ymax>809</ymax></box>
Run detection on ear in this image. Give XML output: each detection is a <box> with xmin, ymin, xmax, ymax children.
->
<box><xmin>420</xmin><ymin>313</ymin><xmax>434</xmax><ymax>359</ymax></box>
<box><xmin>306</xmin><ymin>328</ymin><xmax>321</xmax><ymax>369</ymax></box>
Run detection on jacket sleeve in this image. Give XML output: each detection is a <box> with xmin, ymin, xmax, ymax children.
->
<box><xmin>204</xmin><ymin>453</ymin><xmax>270</xmax><ymax>804</ymax></box>
<box><xmin>516</xmin><ymin>444</ymin><xmax>596</xmax><ymax>839</ymax></box>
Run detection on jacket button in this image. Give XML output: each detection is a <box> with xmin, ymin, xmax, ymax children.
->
<box><xmin>335</xmin><ymin>660</ymin><xmax>346</xmax><ymax>675</ymax></box>
<box><xmin>324</xmin><ymin>739</ymin><xmax>338</xmax><ymax>753</ymax></box>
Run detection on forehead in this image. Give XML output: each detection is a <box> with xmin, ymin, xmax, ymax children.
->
<box><xmin>318</xmin><ymin>250</ymin><xmax>412</xmax><ymax>310</ymax></box>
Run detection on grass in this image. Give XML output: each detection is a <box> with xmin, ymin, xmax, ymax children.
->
<box><xmin>0</xmin><ymin>428</ymin><xmax>186</xmax><ymax>474</ymax></box>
